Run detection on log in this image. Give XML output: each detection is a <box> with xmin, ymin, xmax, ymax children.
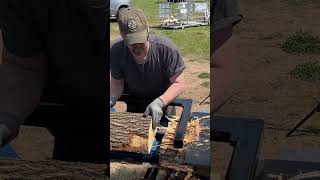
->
<box><xmin>110</xmin><ymin>112</ymin><xmax>156</xmax><ymax>154</ymax></box>
<box><xmin>0</xmin><ymin>158</ymin><xmax>107</xmax><ymax>180</ymax></box>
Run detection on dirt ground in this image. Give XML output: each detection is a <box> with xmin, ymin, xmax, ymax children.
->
<box><xmin>213</xmin><ymin>0</ymin><xmax>320</xmax><ymax>178</ymax></box>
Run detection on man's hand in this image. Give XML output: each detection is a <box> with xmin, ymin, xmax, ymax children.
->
<box><xmin>0</xmin><ymin>112</ymin><xmax>20</xmax><ymax>148</ymax></box>
<box><xmin>110</xmin><ymin>97</ymin><xmax>116</xmax><ymax>108</ymax></box>
<box><xmin>0</xmin><ymin>130</ymin><xmax>4</xmax><ymax>148</ymax></box>
<box><xmin>143</xmin><ymin>98</ymin><xmax>164</xmax><ymax>129</ymax></box>
<box><xmin>110</xmin><ymin>77</ymin><xmax>124</xmax><ymax>104</ymax></box>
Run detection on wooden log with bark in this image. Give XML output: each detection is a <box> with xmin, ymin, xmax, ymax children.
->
<box><xmin>110</xmin><ymin>112</ymin><xmax>156</xmax><ymax>154</ymax></box>
<box><xmin>0</xmin><ymin>158</ymin><xmax>107</xmax><ymax>180</ymax></box>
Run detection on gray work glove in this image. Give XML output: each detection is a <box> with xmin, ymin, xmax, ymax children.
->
<box><xmin>0</xmin><ymin>112</ymin><xmax>20</xmax><ymax>148</ymax></box>
<box><xmin>0</xmin><ymin>129</ymin><xmax>4</xmax><ymax>148</ymax></box>
<box><xmin>110</xmin><ymin>97</ymin><xmax>116</xmax><ymax>108</ymax></box>
<box><xmin>143</xmin><ymin>98</ymin><xmax>164</xmax><ymax>129</ymax></box>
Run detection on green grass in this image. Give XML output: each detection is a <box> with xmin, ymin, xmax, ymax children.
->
<box><xmin>151</xmin><ymin>26</ymin><xmax>210</xmax><ymax>60</ymax></box>
<box><xmin>198</xmin><ymin>71</ymin><xmax>210</xmax><ymax>79</ymax></box>
<box><xmin>110</xmin><ymin>22</ymin><xmax>120</xmax><ymax>42</ymax></box>
<box><xmin>287</xmin><ymin>0</ymin><xmax>320</xmax><ymax>6</ymax></box>
<box><xmin>290</xmin><ymin>61</ymin><xmax>320</xmax><ymax>82</ymax></box>
<box><xmin>132</xmin><ymin>0</ymin><xmax>158</xmax><ymax>25</ymax></box>
<box><xmin>281</xmin><ymin>30</ymin><xmax>320</xmax><ymax>54</ymax></box>
<box><xmin>201</xmin><ymin>81</ymin><xmax>210</xmax><ymax>88</ymax></box>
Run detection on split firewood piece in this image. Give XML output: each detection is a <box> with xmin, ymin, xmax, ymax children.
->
<box><xmin>159</xmin><ymin>115</ymin><xmax>210</xmax><ymax>168</ymax></box>
<box><xmin>110</xmin><ymin>112</ymin><xmax>156</xmax><ymax>154</ymax></box>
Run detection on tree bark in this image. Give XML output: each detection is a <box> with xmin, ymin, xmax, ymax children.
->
<box><xmin>110</xmin><ymin>112</ymin><xmax>156</xmax><ymax>154</ymax></box>
<box><xmin>0</xmin><ymin>158</ymin><xmax>107</xmax><ymax>180</ymax></box>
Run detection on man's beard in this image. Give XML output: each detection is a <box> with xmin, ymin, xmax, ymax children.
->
<box><xmin>133</xmin><ymin>54</ymin><xmax>148</xmax><ymax>64</ymax></box>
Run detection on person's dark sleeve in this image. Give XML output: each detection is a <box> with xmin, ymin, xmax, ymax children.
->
<box><xmin>211</xmin><ymin>25</ymin><xmax>233</xmax><ymax>54</ymax></box>
<box><xmin>0</xmin><ymin>1</ymin><xmax>45</xmax><ymax>146</ymax></box>
<box><xmin>211</xmin><ymin>0</ymin><xmax>242</xmax><ymax>53</ymax></box>
<box><xmin>110</xmin><ymin>45</ymin><xmax>124</xmax><ymax>80</ymax></box>
<box><xmin>211</xmin><ymin>0</ymin><xmax>242</xmax><ymax>32</ymax></box>
<box><xmin>166</xmin><ymin>48</ymin><xmax>186</xmax><ymax>79</ymax></box>
<box><xmin>0</xmin><ymin>1</ymin><xmax>44</xmax><ymax>57</ymax></box>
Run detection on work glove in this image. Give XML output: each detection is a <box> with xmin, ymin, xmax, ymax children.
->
<box><xmin>0</xmin><ymin>129</ymin><xmax>4</xmax><ymax>148</ymax></box>
<box><xmin>143</xmin><ymin>98</ymin><xmax>164</xmax><ymax>129</ymax></box>
<box><xmin>110</xmin><ymin>97</ymin><xmax>116</xmax><ymax>108</ymax></box>
<box><xmin>0</xmin><ymin>112</ymin><xmax>20</xmax><ymax>148</ymax></box>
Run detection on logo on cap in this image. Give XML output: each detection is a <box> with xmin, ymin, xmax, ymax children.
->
<box><xmin>127</xmin><ymin>19</ymin><xmax>137</xmax><ymax>30</ymax></box>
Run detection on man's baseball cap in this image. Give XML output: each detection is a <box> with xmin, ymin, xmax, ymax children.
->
<box><xmin>117</xmin><ymin>7</ymin><xmax>148</xmax><ymax>45</ymax></box>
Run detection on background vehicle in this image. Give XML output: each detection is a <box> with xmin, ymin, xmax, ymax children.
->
<box><xmin>110</xmin><ymin>0</ymin><xmax>132</xmax><ymax>19</ymax></box>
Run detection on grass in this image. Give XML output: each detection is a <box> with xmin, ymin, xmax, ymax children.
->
<box><xmin>290</xmin><ymin>61</ymin><xmax>320</xmax><ymax>82</ymax></box>
<box><xmin>151</xmin><ymin>27</ymin><xmax>210</xmax><ymax>60</ymax></box>
<box><xmin>281</xmin><ymin>30</ymin><xmax>320</xmax><ymax>54</ymax></box>
<box><xmin>110</xmin><ymin>0</ymin><xmax>210</xmax><ymax>61</ymax></box>
<box><xmin>110</xmin><ymin>22</ymin><xmax>120</xmax><ymax>42</ymax></box>
<box><xmin>201</xmin><ymin>81</ymin><xmax>210</xmax><ymax>88</ymax></box>
<box><xmin>198</xmin><ymin>71</ymin><xmax>210</xmax><ymax>79</ymax></box>
<box><xmin>132</xmin><ymin>0</ymin><xmax>158</xmax><ymax>25</ymax></box>
<box><xmin>287</xmin><ymin>0</ymin><xmax>320</xmax><ymax>6</ymax></box>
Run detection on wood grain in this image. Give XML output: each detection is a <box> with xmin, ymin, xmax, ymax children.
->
<box><xmin>110</xmin><ymin>112</ymin><xmax>156</xmax><ymax>154</ymax></box>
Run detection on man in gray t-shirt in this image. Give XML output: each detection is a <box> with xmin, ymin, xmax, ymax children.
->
<box><xmin>110</xmin><ymin>7</ymin><xmax>186</xmax><ymax>129</ymax></box>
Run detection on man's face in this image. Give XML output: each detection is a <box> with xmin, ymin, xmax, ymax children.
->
<box><xmin>128</xmin><ymin>41</ymin><xmax>149</xmax><ymax>63</ymax></box>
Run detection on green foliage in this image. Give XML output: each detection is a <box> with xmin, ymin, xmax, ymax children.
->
<box><xmin>281</xmin><ymin>30</ymin><xmax>320</xmax><ymax>54</ymax></box>
<box><xmin>290</xmin><ymin>61</ymin><xmax>320</xmax><ymax>82</ymax></box>
<box><xmin>151</xmin><ymin>26</ymin><xmax>210</xmax><ymax>61</ymax></box>
<box><xmin>287</xmin><ymin>0</ymin><xmax>320</xmax><ymax>6</ymax></box>
<box><xmin>198</xmin><ymin>72</ymin><xmax>210</xmax><ymax>79</ymax></box>
<box><xmin>201</xmin><ymin>81</ymin><xmax>210</xmax><ymax>88</ymax></box>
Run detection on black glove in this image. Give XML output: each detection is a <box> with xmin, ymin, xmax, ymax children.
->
<box><xmin>143</xmin><ymin>98</ymin><xmax>164</xmax><ymax>129</ymax></box>
<box><xmin>0</xmin><ymin>112</ymin><xmax>20</xmax><ymax>148</ymax></box>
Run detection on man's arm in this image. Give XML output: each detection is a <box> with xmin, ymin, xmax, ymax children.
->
<box><xmin>110</xmin><ymin>76</ymin><xmax>124</xmax><ymax>102</ymax></box>
<box><xmin>0</xmin><ymin>46</ymin><xmax>47</xmax><ymax>146</ymax></box>
<box><xmin>0</xmin><ymin>1</ymin><xmax>47</xmax><ymax>146</ymax></box>
<box><xmin>211</xmin><ymin>35</ymin><xmax>238</xmax><ymax>113</ymax></box>
<box><xmin>159</xmin><ymin>70</ymin><xmax>185</xmax><ymax>106</ymax></box>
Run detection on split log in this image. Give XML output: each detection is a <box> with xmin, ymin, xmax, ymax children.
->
<box><xmin>0</xmin><ymin>158</ymin><xmax>107</xmax><ymax>180</ymax></box>
<box><xmin>110</xmin><ymin>112</ymin><xmax>156</xmax><ymax>154</ymax></box>
<box><xmin>159</xmin><ymin>115</ymin><xmax>210</xmax><ymax>173</ymax></box>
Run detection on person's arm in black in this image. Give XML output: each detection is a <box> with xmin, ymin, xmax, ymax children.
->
<box><xmin>0</xmin><ymin>1</ymin><xmax>47</xmax><ymax>147</ymax></box>
<box><xmin>210</xmin><ymin>0</ymin><xmax>242</xmax><ymax>113</ymax></box>
<box><xmin>211</xmin><ymin>26</ymin><xmax>238</xmax><ymax>113</ymax></box>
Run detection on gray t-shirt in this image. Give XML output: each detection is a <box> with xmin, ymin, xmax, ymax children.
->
<box><xmin>111</xmin><ymin>34</ymin><xmax>186</xmax><ymax>99</ymax></box>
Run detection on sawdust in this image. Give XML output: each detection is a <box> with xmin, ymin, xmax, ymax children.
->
<box><xmin>158</xmin><ymin>115</ymin><xmax>211</xmax><ymax>179</ymax></box>
<box><xmin>162</xmin><ymin>115</ymin><xmax>209</xmax><ymax>146</ymax></box>
<box><xmin>184</xmin><ymin>115</ymin><xmax>210</xmax><ymax>145</ymax></box>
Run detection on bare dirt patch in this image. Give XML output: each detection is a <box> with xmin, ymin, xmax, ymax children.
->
<box><xmin>213</xmin><ymin>0</ymin><xmax>320</xmax><ymax>177</ymax></box>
